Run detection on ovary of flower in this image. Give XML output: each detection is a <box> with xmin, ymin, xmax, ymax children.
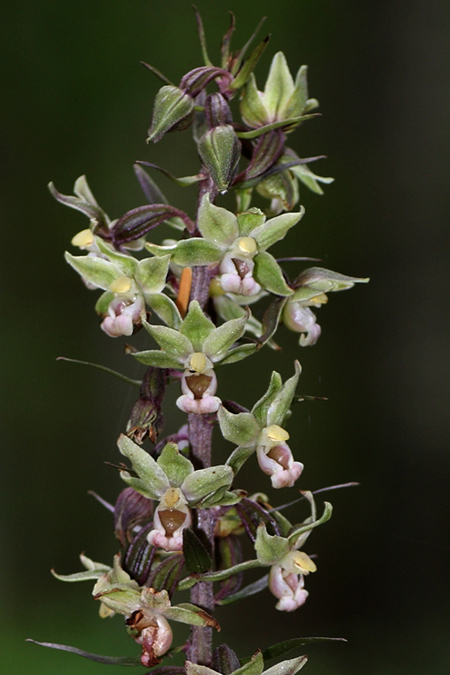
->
<box><xmin>147</xmin><ymin>487</ymin><xmax>192</xmax><ymax>552</ymax></box>
<box><xmin>176</xmin><ymin>353</ymin><xmax>221</xmax><ymax>415</ymax></box>
<box><xmin>257</xmin><ymin>425</ymin><xmax>303</xmax><ymax>489</ymax></box>
<box><xmin>269</xmin><ymin>550</ymin><xmax>317</xmax><ymax>612</ymax></box>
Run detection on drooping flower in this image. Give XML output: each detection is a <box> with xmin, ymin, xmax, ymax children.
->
<box><xmin>218</xmin><ymin>363</ymin><xmax>303</xmax><ymax>488</ymax></box>
<box><xmin>118</xmin><ymin>436</ymin><xmax>240</xmax><ymax>551</ymax></box>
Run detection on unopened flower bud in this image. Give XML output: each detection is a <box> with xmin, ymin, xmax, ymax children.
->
<box><xmin>147</xmin><ymin>85</ymin><xmax>195</xmax><ymax>143</ymax></box>
<box><xmin>198</xmin><ymin>125</ymin><xmax>241</xmax><ymax>193</ymax></box>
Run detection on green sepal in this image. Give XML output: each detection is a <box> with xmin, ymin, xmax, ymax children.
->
<box><xmin>197</xmin><ymin>193</ymin><xmax>238</xmax><ymax>248</ymax></box>
<box><xmin>117</xmin><ymin>434</ymin><xmax>169</xmax><ymax>499</ymax></box>
<box><xmin>182</xmin><ymin>465</ymin><xmax>234</xmax><ymax>504</ymax></box>
<box><xmin>254</xmin><ymin>524</ymin><xmax>290</xmax><ymax>566</ymax></box>
<box><xmin>143</xmin><ymin>321</ymin><xmax>193</xmax><ymax>362</ymax></box>
<box><xmin>95</xmin><ymin>237</ymin><xmax>138</xmax><ymax>277</ymax></box>
<box><xmin>132</xmin><ymin>349</ymin><xmax>183</xmax><ymax>369</ymax></box>
<box><xmin>172</xmin><ymin>239</ymin><xmax>223</xmax><ymax>266</ymax></box>
<box><xmin>262</xmin><ymin>656</ymin><xmax>308</xmax><ymax>675</ymax></box>
<box><xmin>261</xmin><ymin>638</ymin><xmax>345</xmax><ymax>663</ymax></box>
<box><xmin>49</xmin><ymin>179</ymin><xmax>109</xmax><ymax>231</ymax></box>
<box><xmin>164</xmin><ymin>603</ymin><xmax>220</xmax><ymax>630</ymax></box>
<box><xmin>253</xmin><ymin>252</ymin><xmax>293</xmax><ymax>296</ymax></box>
<box><xmin>146</xmin><ymin>293</ymin><xmax>182</xmax><ymax>329</ymax></box>
<box><xmin>157</xmin><ymin>442</ymin><xmax>193</xmax><ymax>487</ymax></box>
<box><xmin>290</xmin><ymin>162</ymin><xmax>334</xmax><ymax>195</ymax></box>
<box><xmin>217</xmin><ymin>343</ymin><xmax>257</xmax><ymax>365</ymax></box>
<box><xmin>252</xmin><ymin>371</ymin><xmax>283</xmax><ymax>427</ymax></box>
<box><xmin>263</xmin><ymin>52</ymin><xmax>295</xmax><ymax>121</ymax></box>
<box><xmin>183</xmin><ymin>528</ymin><xmax>213</xmax><ymax>574</ymax></box>
<box><xmin>288</xmin><ymin>501</ymin><xmax>333</xmax><ymax>545</ymax></box>
<box><xmin>293</xmin><ymin>267</ymin><xmax>369</xmax><ymax>294</ymax></box>
<box><xmin>234</xmin><ymin>651</ymin><xmax>264</xmax><ymax>675</ymax></box>
<box><xmin>198</xmin><ymin>125</ymin><xmax>241</xmax><ymax>193</ymax></box>
<box><xmin>237</xmin><ymin>208</ymin><xmax>266</xmax><ymax>236</ymax></box>
<box><xmin>218</xmin><ymin>407</ymin><xmax>260</xmax><ymax>447</ymax></box>
<box><xmin>95</xmin><ymin>291</ymin><xmax>115</xmax><ymax>314</ymax></box>
<box><xmin>251</xmin><ymin>208</ymin><xmax>304</xmax><ymax>251</ymax></box>
<box><xmin>230</xmin><ymin>34</ymin><xmax>270</xmax><ymax>90</ymax></box>
<box><xmin>266</xmin><ymin>361</ymin><xmax>301</xmax><ymax>426</ymax></box>
<box><xmin>203</xmin><ymin>314</ymin><xmax>249</xmax><ymax>362</ymax></box>
<box><xmin>283</xmin><ymin>65</ymin><xmax>309</xmax><ymax>118</ymax></box>
<box><xmin>240</xmin><ymin>73</ymin><xmax>272</xmax><ymax>128</ymax></box>
<box><xmin>236</xmin><ymin>116</ymin><xmax>317</xmax><ymax>140</ymax></box>
<box><xmin>51</xmin><ymin>568</ymin><xmax>109</xmax><ymax>583</ymax></box>
<box><xmin>135</xmin><ymin>255</ymin><xmax>170</xmax><ymax>294</ymax></box>
<box><xmin>216</xmin><ymin>573</ymin><xmax>269</xmax><ymax>605</ymax></box>
<box><xmin>64</xmin><ymin>252</ymin><xmax>122</xmax><ymax>291</ymax></box>
<box><xmin>180</xmin><ymin>301</ymin><xmax>215</xmax><ymax>350</ymax></box>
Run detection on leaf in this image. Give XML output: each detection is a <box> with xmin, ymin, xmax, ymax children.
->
<box><xmin>183</xmin><ymin>528</ymin><xmax>213</xmax><ymax>574</ymax></box>
<box><xmin>193</xmin><ymin>5</ymin><xmax>213</xmax><ymax>66</ymax></box>
<box><xmin>266</xmin><ymin>361</ymin><xmax>302</xmax><ymax>427</ymax></box>
<box><xmin>56</xmin><ymin>357</ymin><xmax>141</xmax><ymax>387</ymax></box>
<box><xmin>236</xmin><ymin>115</ymin><xmax>318</xmax><ymax>139</ymax></box>
<box><xmin>48</xmin><ymin>181</ymin><xmax>109</xmax><ymax>232</ymax></box>
<box><xmin>257</xmin><ymin>297</ymin><xmax>287</xmax><ymax>347</ymax></box>
<box><xmin>288</xmin><ymin>501</ymin><xmax>333</xmax><ymax>544</ymax></box>
<box><xmin>51</xmin><ymin>568</ymin><xmax>108</xmax><ymax>583</ymax></box>
<box><xmin>133</xmin><ymin>163</ymin><xmax>168</xmax><ymax>204</ymax></box>
<box><xmin>137</xmin><ymin>161</ymin><xmax>202</xmax><ymax>187</ymax></box>
<box><xmin>231</xmin><ymin>35</ymin><xmax>270</xmax><ymax>90</ymax></box>
<box><xmin>26</xmin><ymin>640</ymin><xmax>142</xmax><ymax>666</ymax></box>
<box><xmin>260</xmin><ymin>637</ymin><xmax>347</xmax><ymax>662</ymax></box>
<box><xmin>233</xmin><ymin>651</ymin><xmax>264</xmax><ymax>675</ymax></box>
<box><xmin>217</xmin><ymin>573</ymin><xmax>269</xmax><ymax>605</ymax></box>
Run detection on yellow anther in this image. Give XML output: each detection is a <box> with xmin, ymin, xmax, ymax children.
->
<box><xmin>110</xmin><ymin>276</ymin><xmax>132</xmax><ymax>294</ymax></box>
<box><xmin>291</xmin><ymin>551</ymin><xmax>317</xmax><ymax>574</ymax></box>
<box><xmin>190</xmin><ymin>352</ymin><xmax>207</xmax><ymax>373</ymax></box>
<box><xmin>265</xmin><ymin>425</ymin><xmax>290</xmax><ymax>443</ymax></box>
<box><xmin>237</xmin><ymin>237</ymin><xmax>257</xmax><ymax>255</ymax></box>
<box><xmin>163</xmin><ymin>487</ymin><xmax>181</xmax><ymax>508</ymax></box>
<box><xmin>310</xmin><ymin>293</ymin><xmax>328</xmax><ymax>305</ymax></box>
<box><xmin>71</xmin><ymin>229</ymin><xmax>94</xmax><ymax>248</ymax></box>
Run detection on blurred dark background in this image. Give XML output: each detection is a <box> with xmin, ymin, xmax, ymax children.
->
<box><xmin>2</xmin><ymin>1</ymin><xmax>450</xmax><ymax>674</ymax></box>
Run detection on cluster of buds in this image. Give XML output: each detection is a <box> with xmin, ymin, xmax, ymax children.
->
<box><xmin>44</xmin><ymin>11</ymin><xmax>366</xmax><ymax>675</ymax></box>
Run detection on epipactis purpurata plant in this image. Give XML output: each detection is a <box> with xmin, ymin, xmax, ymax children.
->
<box><xmin>34</xmin><ymin>10</ymin><xmax>368</xmax><ymax>675</ymax></box>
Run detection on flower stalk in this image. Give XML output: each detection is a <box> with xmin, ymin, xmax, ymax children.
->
<box><xmin>41</xmin><ymin>10</ymin><xmax>367</xmax><ymax>675</ymax></box>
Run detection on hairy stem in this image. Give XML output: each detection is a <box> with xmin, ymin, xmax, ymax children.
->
<box><xmin>186</xmin><ymin>264</ymin><xmax>215</xmax><ymax>665</ymax></box>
